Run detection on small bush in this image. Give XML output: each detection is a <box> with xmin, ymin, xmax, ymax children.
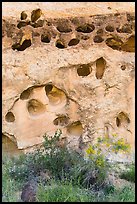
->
<box><xmin>120</xmin><ymin>163</ymin><xmax>135</xmax><ymax>183</ymax></box>
<box><xmin>2</xmin><ymin>156</ymin><xmax>21</xmax><ymax>202</ymax></box>
<box><xmin>4</xmin><ymin>131</ymin><xmax>134</xmax><ymax>202</ymax></box>
<box><xmin>8</xmin><ymin>130</ymin><xmax>83</xmax><ymax>182</ymax></box>
<box><xmin>36</xmin><ymin>180</ymin><xmax>94</xmax><ymax>202</ymax></box>
<box><xmin>102</xmin><ymin>185</ymin><xmax>135</xmax><ymax>202</ymax></box>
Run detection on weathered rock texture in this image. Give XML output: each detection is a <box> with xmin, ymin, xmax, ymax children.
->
<box><xmin>2</xmin><ymin>3</ymin><xmax>135</xmax><ymax>158</ymax></box>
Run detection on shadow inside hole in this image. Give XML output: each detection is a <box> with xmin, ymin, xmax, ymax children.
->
<box><xmin>76</xmin><ymin>24</ymin><xmax>95</xmax><ymax>33</ymax></box>
<box><xmin>12</xmin><ymin>39</ymin><xmax>31</xmax><ymax>51</ymax></box>
<box><xmin>121</xmin><ymin>65</ymin><xmax>126</xmax><ymax>70</ymax></box>
<box><xmin>77</xmin><ymin>64</ymin><xmax>91</xmax><ymax>76</ymax></box>
<box><xmin>5</xmin><ymin>112</ymin><xmax>15</xmax><ymax>123</ymax></box>
<box><xmin>45</xmin><ymin>84</ymin><xmax>67</xmax><ymax>106</ymax></box>
<box><xmin>2</xmin><ymin>135</ymin><xmax>23</xmax><ymax>157</ymax></box>
<box><xmin>116</xmin><ymin>112</ymin><xmax>130</xmax><ymax>127</ymax></box>
<box><xmin>17</xmin><ymin>21</ymin><xmax>30</xmax><ymax>29</ymax></box>
<box><xmin>105</xmin><ymin>25</ymin><xmax>115</xmax><ymax>32</ymax></box>
<box><xmin>67</xmin><ymin>121</ymin><xmax>83</xmax><ymax>136</ymax></box>
<box><xmin>93</xmin><ymin>35</ymin><xmax>104</xmax><ymax>43</ymax></box>
<box><xmin>53</xmin><ymin>115</ymin><xmax>69</xmax><ymax>126</ymax></box>
<box><xmin>121</xmin><ymin>35</ymin><xmax>135</xmax><ymax>52</ymax></box>
<box><xmin>57</xmin><ymin>25</ymin><xmax>72</xmax><ymax>33</ymax></box>
<box><xmin>95</xmin><ymin>57</ymin><xmax>106</xmax><ymax>79</ymax></box>
<box><xmin>20</xmin><ymin>87</ymin><xmax>33</xmax><ymax>100</ymax></box>
<box><xmin>45</xmin><ymin>84</ymin><xmax>53</xmax><ymax>95</ymax></box>
<box><xmin>27</xmin><ymin>99</ymin><xmax>45</xmax><ymax>116</ymax></box>
<box><xmin>105</xmin><ymin>37</ymin><xmax>123</xmax><ymax>51</ymax></box>
<box><xmin>21</xmin><ymin>11</ymin><xmax>27</xmax><ymax>20</ymax></box>
<box><xmin>68</xmin><ymin>38</ymin><xmax>80</xmax><ymax>46</ymax></box>
<box><xmin>41</xmin><ymin>34</ymin><xmax>51</xmax><ymax>43</ymax></box>
<box><xmin>116</xmin><ymin>24</ymin><xmax>132</xmax><ymax>34</ymax></box>
<box><xmin>31</xmin><ymin>8</ymin><xmax>42</xmax><ymax>22</ymax></box>
<box><xmin>31</xmin><ymin>20</ymin><xmax>44</xmax><ymax>28</ymax></box>
<box><xmin>55</xmin><ymin>40</ymin><xmax>65</xmax><ymax>49</ymax></box>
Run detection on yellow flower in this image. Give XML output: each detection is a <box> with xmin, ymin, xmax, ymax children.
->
<box><xmin>95</xmin><ymin>157</ymin><xmax>105</xmax><ymax>167</ymax></box>
<box><xmin>117</xmin><ymin>138</ymin><xmax>125</xmax><ymax>145</ymax></box>
<box><xmin>112</xmin><ymin>133</ymin><xmax>117</xmax><ymax>137</ymax></box>
<box><xmin>106</xmin><ymin>143</ymin><xmax>111</xmax><ymax>147</ymax></box>
<box><xmin>86</xmin><ymin>145</ymin><xmax>96</xmax><ymax>155</ymax></box>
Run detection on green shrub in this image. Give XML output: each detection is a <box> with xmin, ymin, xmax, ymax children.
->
<box><xmin>102</xmin><ymin>185</ymin><xmax>135</xmax><ymax>202</ymax></box>
<box><xmin>8</xmin><ymin>130</ymin><xmax>83</xmax><ymax>182</ymax></box>
<box><xmin>120</xmin><ymin>163</ymin><xmax>135</xmax><ymax>183</ymax></box>
<box><xmin>5</xmin><ymin>130</ymin><xmax>134</xmax><ymax>201</ymax></box>
<box><xmin>36</xmin><ymin>180</ymin><xmax>94</xmax><ymax>202</ymax></box>
<box><xmin>2</xmin><ymin>156</ymin><xmax>21</xmax><ymax>202</ymax></box>
<box><xmin>69</xmin><ymin>158</ymin><xmax>108</xmax><ymax>190</ymax></box>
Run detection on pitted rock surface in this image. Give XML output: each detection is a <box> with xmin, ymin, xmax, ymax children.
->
<box><xmin>2</xmin><ymin>3</ymin><xmax>135</xmax><ymax>160</ymax></box>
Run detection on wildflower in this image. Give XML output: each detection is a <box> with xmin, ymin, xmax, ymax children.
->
<box><xmin>106</xmin><ymin>143</ymin><xmax>111</xmax><ymax>147</ymax></box>
<box><xmin>112</xmin><ymin>133</ymin><xmax>117</xmax><ymax>137</ymax></box>
<box><xmin>86</xmin><ymin>145</ymin><xmax>96</xmax><ymax>155</ymax></box>
<box><xmin>95</xmin><ymin>156</ymin><xmax>105</xmax><ymax>167</ymax></box>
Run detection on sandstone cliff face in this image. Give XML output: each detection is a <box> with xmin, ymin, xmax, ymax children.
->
<box><xmin>2</xmin><ymin>3</ymin><xmax>135</xmax><ymax>158</ymax></box>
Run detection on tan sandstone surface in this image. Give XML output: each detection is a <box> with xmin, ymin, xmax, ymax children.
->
<box><xmin>2</xmin><ymin>2</ymin><xmax>135</xmax><ymax>161</ymax></box>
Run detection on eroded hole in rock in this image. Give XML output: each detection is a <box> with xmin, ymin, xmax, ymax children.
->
<box><xmin>116</xmin><ymin>112</ymin><xmax>130</xmax><ymax>127</ymax></box>
<box><xmin>121</xmin><ymin>35</ymin><xmax>135</xmax><ymax>52</ymax></box>
<box><xmin>93</xmin><ymin>35</ymin><xmax>104</xmax><ymax>43</ymax></box>
<box><xmin>45</xmin><ymin>84</ymin><xmax>67</xmax><ymax>106</ymax></box>
<box><xmin>31</xmin><ymin>8</ymin><xmax>42</xmax><ymax>22</ymax></box>
<box><xmin>27</xmin><ymin>99</ymin><xmax>46</xmax><ymax>116</ymax></box>
<box><xmin>121</xmin><ymin>65</ymin><xmax>126</xmax><ymax>70</ymax></box>
<box><xmin>116</xmin><ymin>24</ymin><xmax>132</xmax><ymax>34</ymax></box>
<box><xmin>17</xmin><ymin>21</ymin><xmax>30</xmax><ymax>29</ymax></box>
<box><xmin>12</xmin><ymin>39</ymin><xmax>31</xmax><ymax>51</ymax></box>
<box><xmin>67</xmin><ymin>121</ymin><xmax>83</xmax><ymax>136</ymax></box>
<box><xmin>55</xmin><ymin>19</ymin><xmax>72</xmax><ymax>33</ymax></box>
<box><xmin>105</xmin><ymin>25</ymin><xmax>115</xmax><ymax>32</ymax></box>
<box><xmin>20</xmin><ymin>87</ymin><xmax>33</xmax><ymax>100</ymax></box>
<box><xmin>41</xmin><ymin>34</ymin><xmax>51</xmax><ymax>43</ymax></box>
<box><xmin>76</xmin><ymin>24</ymin><xmax>95</xmax><ymax>33</ymax></box>
<box><xmin>2</xmin><ymin>135</ymin><xmax>22</xmax><ymax>156</ymax></box>
<box><xmin>45</xmin><ymin>84</ymin><xmax>53</xmax><ymax>95</ymax></box>
<box><xmin>105</xmin><ymin>36</ymin><xmax>123</xmax><ymax>51</ymax></box>
<box><xmin>5</xmin><ymin>112</ymin><xmax>15</xmax><ymax>123</ymax></box>
<box><xmin>21</xmin><ymin>11</ymin><xmax>27</xmax><ymax>20</ymax></box>
<box><xmin>95</xmin><ymin>57</ymin><xmax>106</xmax><ymax>79</ymax></box>
<box><xmin>56</xmin><ymin>25</ymin><xmax>72</xmax><ymax>33</ymax></box>
<box><xmin>31</xmin><ymin>20</ymin><xmax>44</xmax><ymax>28</ymax></box>
<box><xmin>77</xmin><ymin>64</ymin><xmax>91</xmax><ymax>76</ymax></box>
<box><xmin>53</xmin><ymin>115</ymin><xmax>69</xmax><ymax>126</ymax></box>
<box><xmin>55</xmin><ymin>40</ymin><xmax>65</xmax><ymax>49</ymax></box>
<box><xmin>68</xmin><ymin>38</ymin><xmax>80</xmax><ymax>46</ymax></box>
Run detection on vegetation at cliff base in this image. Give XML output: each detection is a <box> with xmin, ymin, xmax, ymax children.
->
<box><xmin>2</xmin><ymin>130</ymin><xmax>135</xmax><ymax>202</ymax></box>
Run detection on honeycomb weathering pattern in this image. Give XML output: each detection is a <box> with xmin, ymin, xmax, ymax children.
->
<box><xmin>2</xmin><ymin>2</ymin><xmax>135</xmax><ymax>160</ymax></box>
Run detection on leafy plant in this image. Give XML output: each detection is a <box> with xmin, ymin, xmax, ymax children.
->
<box><xmin>97</xmin><ymin>134</ymin><xmax>131</xmax><ymax>154</ymax></box>
<box><xmin>119</xmin><ymin>163</ymin><xmax>135</xmax><ymax>183</ymax></box>
<box><xmin>8</xmin><ymin>129</ymin><xmax>83</xmax><ymax>182</ymax></box>
<box><xmin>36</xmin><ymin>180</ymin><xmax>94</xmax><ymax>202</ymax></box>
<box><xmin>2</xmin><ymin>156</ymin><xmax>21</xmax><ymax>202</ymax></box>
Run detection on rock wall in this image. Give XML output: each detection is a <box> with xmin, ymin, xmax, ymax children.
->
<box><xmin>2</xmin><ymin>2</ymin><xmax>135</xmax><ymax>156</ymax></box>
